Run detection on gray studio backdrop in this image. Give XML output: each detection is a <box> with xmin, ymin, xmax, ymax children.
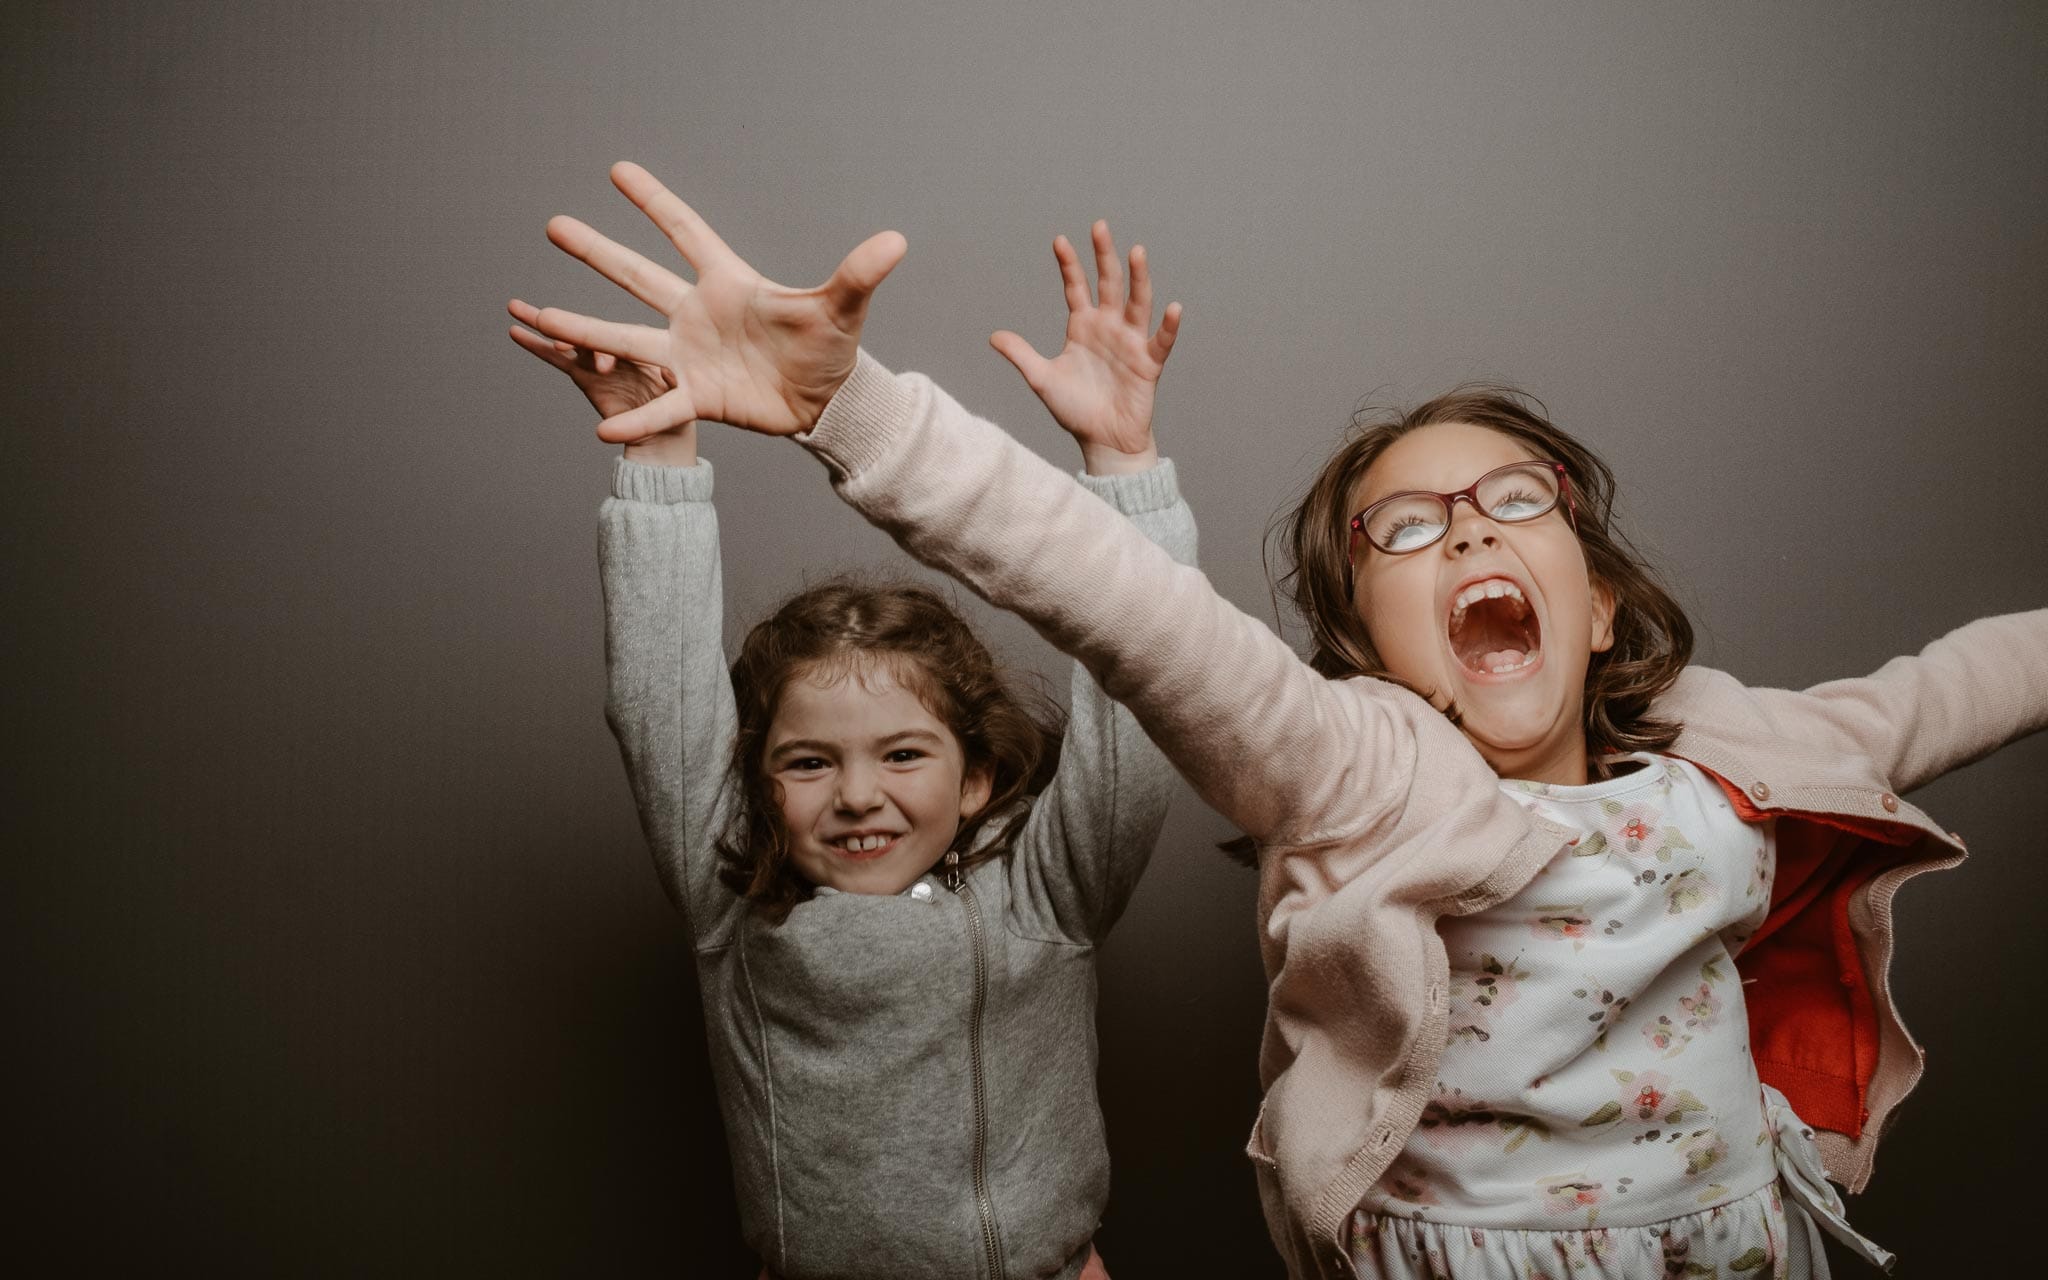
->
<box><xmin>7</xmin><ymin>2</ymin><xmax>2044</xmax><ymax>1274</ymax></box>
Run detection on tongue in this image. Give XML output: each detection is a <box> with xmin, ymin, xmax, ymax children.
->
<box><xmin>1477</xmin><ymin>648</ymin><xmax>1528</xmax><ymax>672</ymax></box>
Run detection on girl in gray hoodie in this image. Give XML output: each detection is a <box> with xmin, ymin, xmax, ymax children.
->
<box><xmin>510</xmin><ymin>213</ymin><xmax>1195</xmax><ymax>1280</ymax></box>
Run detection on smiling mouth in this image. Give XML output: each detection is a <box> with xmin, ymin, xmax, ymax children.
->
<box><xmin>1448</xmin><ymin>579</ymin><xmax>1542</xmax><ymax>675</ymax></box>
<box><xmin>828</xmin><ymin>832</ymin><xmax>902</xmax><ymax>860</ymax></box>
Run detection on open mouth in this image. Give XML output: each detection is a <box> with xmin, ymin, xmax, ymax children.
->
<box><xmin>829</xmin><ymin>832</ymin><xmax>902</xmax><ymax>860</ymax></box>
<box><xmin>1448</xmin><ymin>578</ymin><xmax>1542</xmax><ymax>675</ymax></box>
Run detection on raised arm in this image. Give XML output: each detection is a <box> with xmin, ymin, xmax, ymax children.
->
<box><xmin>508</xmin><ymin>299</ymin><xmax>740</xmax><ymax>942</ymax></box>
<box><xmin>515</xmin><ymin>164</ymin><xmax>1414</xmax><ymax>848</ymax></box>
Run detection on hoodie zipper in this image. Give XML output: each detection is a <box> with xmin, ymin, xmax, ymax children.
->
<box><xmin>946</xmin><ymin>853</ymin><xmax>1006</xmax><ymax>1280</ymax></box>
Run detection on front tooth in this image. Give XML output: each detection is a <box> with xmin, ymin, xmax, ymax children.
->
<box><xmin>1484</xmin><ymin>581</ymin><xmax>1505</xmax><ymax>599</ymax></box>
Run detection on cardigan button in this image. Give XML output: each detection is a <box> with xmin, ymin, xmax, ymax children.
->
<box><xmin>1749</xmin><ymin>781</ymin><xmax>1771</xmax><ymax>802</ymax></box>
<box><xmin>1879</xmin><ymin>792</ymin><xmax>1899</xmax><ymax>813</ymax></box>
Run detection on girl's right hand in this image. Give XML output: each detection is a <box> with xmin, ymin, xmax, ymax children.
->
<box><xmin>512</xmin><ymin>162</ymin><xmax>906</xmax><ymax>445</ymax></box>
<box><xmin>506</xmin><ymin>298</ymin><xmax>696</xmax><ymax>466</ymax></box>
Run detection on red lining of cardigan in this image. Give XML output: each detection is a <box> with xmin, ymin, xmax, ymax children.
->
<box><xmin>1702</xmin><ymin>771</ymin><xmax>1913</xmax><ymax>1140</ymax></box>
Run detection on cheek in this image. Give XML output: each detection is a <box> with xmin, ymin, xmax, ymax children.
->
<box><xmin>1355</xmin><ymin>571</ymin><xmax>1440</xmax><ymax>670</ymax></box>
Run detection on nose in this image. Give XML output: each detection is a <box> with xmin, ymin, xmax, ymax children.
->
<box><xmin>833</xmin><ymin>762</ymin><xmax>882</xmax><ymax>815</ymax></box>
<box><xmin>1445</xmin><ymin>497</ymin><xmax>1499</xmax><ymax>555</ymax></box>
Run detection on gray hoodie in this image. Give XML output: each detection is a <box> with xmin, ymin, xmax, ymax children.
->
<box><xmin>600</xmin><ymin>454</ymin><xmax>1196</xmax><ymax>1280</ymax></box>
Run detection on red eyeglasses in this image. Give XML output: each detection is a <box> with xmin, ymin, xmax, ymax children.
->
<box><xmin>1349</xmin><ymin>460</ymin><xmax>1576</xmax><ymax>559</ymax></box>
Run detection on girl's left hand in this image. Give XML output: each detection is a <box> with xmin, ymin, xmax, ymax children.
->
<box><xmin>990</xmin><ymin>220</ymin><xmax>1182</xmax><ymax>476</ymax></box>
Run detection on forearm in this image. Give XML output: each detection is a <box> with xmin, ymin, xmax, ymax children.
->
<box><xmin>1019</xmin><ymin>463</ymin><xmax>1197</xmax><ymax>938</ymax></box>
<box><xmin>1797</xmin><ymin>609</ymin><xmax>2048</xmax><ymax>793</ymax></box>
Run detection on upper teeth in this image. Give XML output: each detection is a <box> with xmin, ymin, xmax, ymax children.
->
<box><xmin>1451</xmin><ymin>579</ymin><xmax>1524</xmax><ymax>620</ymax></box>
<box><xmin>837</xmin><ymin>834</ymin><xmax>893</xmax><ymax>853</ymax></box>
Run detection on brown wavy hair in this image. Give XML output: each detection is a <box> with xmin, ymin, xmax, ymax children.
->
<box><xmin>1278</xmin><ymin>383</ymin><xmax>1694</xmax><ymax>755</ymax></box>
<box><xmin>716</xmin><ymin>574</ymin><xmax>1062</xmax><ymax>922</ymax></box>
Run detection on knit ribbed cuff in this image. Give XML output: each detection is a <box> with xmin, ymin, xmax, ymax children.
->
<box><xmin>798</xmin><ymin>351</ymin><xmax>917</xmax><ymax>481</ymax></box>
<box><xmin>611</xmin><ymin>455</ymin><xmax>714</xmax><ymax>503</ymax></box>
<box><xmin>1077</xmin><ymin>457</ymin><xmax>1180</xmax><ymax>515</ymax></box>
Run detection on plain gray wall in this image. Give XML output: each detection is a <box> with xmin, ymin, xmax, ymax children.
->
<box><xmin>6</xmin><ymin>2</ymin><xmax>2044</xmax><ymax>1273</ymax></box>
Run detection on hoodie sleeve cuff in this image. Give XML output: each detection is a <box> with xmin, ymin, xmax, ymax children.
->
<box><xmin>1076</xmin><ymin>458</ymin><xmax>1182</xmax><ymax>516</ymax></box>
<box><xmin>611</xmin><ymin>455</ymin><xmax>714</xmax><ymax>504</ymax></box>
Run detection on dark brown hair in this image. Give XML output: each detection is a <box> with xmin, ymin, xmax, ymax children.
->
<box><xmin>717</xmin><ymin>574</ymin><xmax>1062</xmax><ymax>921</ymax></box>
<box><xmin>1278</xmin><ymin>382</ymin><xmax>1694</xmax><ymax>754</ymax></box>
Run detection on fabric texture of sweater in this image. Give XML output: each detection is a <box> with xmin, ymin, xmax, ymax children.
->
<box><xmin>798</xmin><ymin>353</ymin><xmax>2048</xmax><ymax>1279</ymax></box>
<box><xmin>600</xmin><ymin>452</ymin><xmax>1196</xmax><ymax>1280</ymax></box>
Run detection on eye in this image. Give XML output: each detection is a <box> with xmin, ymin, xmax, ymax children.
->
<box><xmin>883</xmin><ymin>748</ymin><xmax>927</xmax><ymax>765</ymax></box>
<box><xmin>1380</xmin><ymin>514</ymin><xmax>1444</xmax><ymax>552</ymax></box>
<box><xmin>779</xmin><ymin>756</ymin><xmax>830</xmax><ymax>775</ymax></box>
<box><xmin>1487</xmin><ymin>487</ymin><xmax>1551</xmax><ymax>520</ymax></box>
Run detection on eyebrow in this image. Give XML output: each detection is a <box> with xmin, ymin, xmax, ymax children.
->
<box><xmin>768</xmin><ymin>729</ymin><xmax>948</xmax><ymax>760</ymax></box>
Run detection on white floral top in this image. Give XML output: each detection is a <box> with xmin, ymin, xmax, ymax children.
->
<box><xmin>1365</xmin><ymin>754</ymin><xmax>1778</xmax><ymax>1229</ymax></box>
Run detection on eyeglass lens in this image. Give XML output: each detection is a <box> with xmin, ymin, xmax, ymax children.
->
<box><xmin>1361</xmin><ymin>462</ymin><xmax>1561</xmax><ymax>553</ymax></box>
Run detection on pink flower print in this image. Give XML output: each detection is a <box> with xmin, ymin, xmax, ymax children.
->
<box><xmin>1625</xmin><ymin>1071</ymin><xmax>1673</xmax><ymax>1121</ymax></box>
<box><xmin>1537</xmin><ymin>1172</ymin><xmax>1606</xmax><ymax>1225</ymax></box>
<box><xmin>1413</xmin><ymin>1085</ymin><xmax>1506</xmax><ymax>1153</ymax></box>
<box><xmin>1448</xmin><ymin>953</ymin><xmax>1527</xmax><ymax>1043</ymax></box>
<box><xmin>1600</xmin><ymin>799</ymin><xmax>1664</xmax><ymax>855</ymax></box>
<box><xmin>1679</xmin><ymin>983</ymin><xmax>1723</xmax><ymax>1032</ymax></box>
<box><xmin>1677</xmin><ymin>1130</ymin><xmax>1730</xmax><ymax>1178</ymax></box>
<box><xmin>1642</xmin><ymin>1014</ymin><xmax>1690</xmax><ymax>1058</ymax></box>
<box><xmin>1369</xmin><ymin>1151</ymin><xmax>1439</xmax><ymax>1208</ymax></box>
<box><xmin>1533</xmin><ymin>909</ymin><xmax>1593</xmax><ymax>951</ymax></box>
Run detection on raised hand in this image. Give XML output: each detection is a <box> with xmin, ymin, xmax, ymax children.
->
<box><xmin>514</xmin><ymin>162</ymin><xmax>906</xmax><ymax>444</ymax></box>
<box><xmin>506</xmin><ymin>298</ymin><xmax>697</xmax><ymax>465</ymax></box>
<box><xmin>989</xmin><ymin>220</ymin><xmax>1183</xmax><ymax>475</ymax></box>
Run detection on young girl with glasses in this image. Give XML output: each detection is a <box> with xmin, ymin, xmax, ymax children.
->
<box><xmin>508</xmin><ymin>214</ymin><xmax>1192</xmax><ymax>1280</ymax></box>
<box><xmin>517</xmin><ymin>162</ymin><xmax>2047</xmax><ymax>1279</ymax></box>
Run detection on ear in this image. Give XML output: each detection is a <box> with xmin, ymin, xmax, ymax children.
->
<box><xmin>958</xmin><ymin>764</ymin><xmax>994</xmax><ymax>820</ymax></box>
<box><xmin>1589</xmin><ymin>576</ymin><xmax>1617</xmax><ymax>654</ymax></box>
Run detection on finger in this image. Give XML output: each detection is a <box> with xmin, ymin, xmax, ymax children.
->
<box><xmin>1148</xmin><ymin>301</ymin><xmax>1183</xmax><ymax>366</ymax></box>
<box><xmin>1053</xmin><ymin>235</ymin><xmax>1089</xmax><ymax>314</ymax></box>
<box><xmin>1126</xmin><ymin>244</ymin><xmax>1153</xmax><ymax>328</ymax></box>
<box><xmin>988</xmin><ymin>330</ymin><xmax>1053</xmax><ymax>390</ymax></box>
<box><xmin>545</xmin><ymin>215</ymin><xmax>688</xmax><ymax>313</ymax></box>
<box><xmin>1090</xmin><ymin>219</ymin><xmax>1124</xmax><ymax>310</ymax></box>
<box><xmin>507</xmin><ymin>321</ymin><xmax>579</xmax><ymax>371</ymax></box>
<box><xmin>592</xmin><ymin>351</ymin><xmax>617</xmax><ymax>375</ymax></box>
<box><xmin>610</xmin><ymin>161</ymin><xmax>742</xmax><ymax>274</ymax></box>
<box><xmin>507</xmin><ymin>297</ymin><xmax>548</xmax><ymax>329</ymax></box>
<box><xmin>595</xmin><ymin>386</ymin><xmax>698</xmax><ymax>444</ymax></box>
<box><xmin>820</xmin><ymin>230</ymin><xmax>908</xmax><ymax>328</ymax></box>
<box><xmin>530</xmin><ymin>305</ymin><xmax>669</xmax><ymax>367</ymax></box>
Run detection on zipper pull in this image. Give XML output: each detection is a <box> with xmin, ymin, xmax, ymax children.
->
<box><xmin>944</xmin><ymin>849</ymin><xmax>963</xmax><ymax>893</ymax></box>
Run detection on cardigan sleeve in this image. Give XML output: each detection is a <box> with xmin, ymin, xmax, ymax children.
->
<box><xmin>1749</xmin><ymin>609</ymin><xmax>2048</xmax><ymax>795</ymax></box>
<box><xmin>797</xmin><ymin>353</ymin><xmax>1418</xmax><ymax>852</ymax></box>
<box><xmin>999</xmin><ymin>460</ymin><xmax>1196</xmax><ymax>944</ymax></box>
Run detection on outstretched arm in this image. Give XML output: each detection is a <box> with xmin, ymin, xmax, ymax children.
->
<box><xmin>1752</xmin><ymin>610</ymin><xmax>2048</xmax><ymax>794</ymax></box>
<box><xmin>516</xmin><ymin>165</ymin><xmax>1415</xmax><ymax>848</ymax></box>
<box><xmin>506</xmin><ymin>300</ymin><xmax>740</xmax><ymax>940</ymax></box>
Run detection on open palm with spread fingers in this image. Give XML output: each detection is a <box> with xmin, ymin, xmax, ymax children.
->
<box><xmin>517</xmin><ymin>161</ymin><xmax>907</xmax><ymax>444</ymax></box>
<box><xmin>990</xmin><ymin>220</ymin><xmax>1183</xmax><ymax>471</ymax></box>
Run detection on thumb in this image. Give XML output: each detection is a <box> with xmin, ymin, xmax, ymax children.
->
<box><xmin>822</xmin><ymin>230</ymin><xmax>908</xmax><ymax>327</ymax></box>
<box><xmin>988</xmin><ymin>330</ymin><xmax>1051</xmax><ymax>390</ymax></box>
